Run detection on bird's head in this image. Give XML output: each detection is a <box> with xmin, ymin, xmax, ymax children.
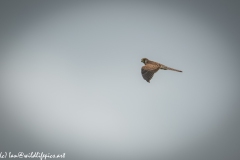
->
<box><xmin>141</xmin><ymin>58</ymin><xmax>149</xmax><ymax>64</ymax></box>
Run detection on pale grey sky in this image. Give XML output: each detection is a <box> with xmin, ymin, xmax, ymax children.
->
<box><xmin>0</xmin><ymin>1</ymin><xmax>240</xmax><ymax>160</ymax></box>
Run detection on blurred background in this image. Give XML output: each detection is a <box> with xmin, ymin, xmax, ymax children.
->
<box><xmin>0</xmin><ymin>0</ymin><xmax>240</xmax><ymax>160</ymax></box>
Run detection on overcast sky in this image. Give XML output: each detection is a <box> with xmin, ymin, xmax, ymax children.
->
<box><xmin>0</xmin><ymin>1</ymin><xmax>240</xmax><ymax>160</ymax></box>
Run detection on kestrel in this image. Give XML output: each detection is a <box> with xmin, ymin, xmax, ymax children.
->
<box><xmin>141</xmin><ymin>58</ymin><xmax>182</xmax><ymax>83</ymax></box>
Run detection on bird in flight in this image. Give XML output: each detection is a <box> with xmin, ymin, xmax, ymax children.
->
<box><xmin>141</xmin><ymin>58</ymin><xmax>182</xmax><ymax>83</ymax></box>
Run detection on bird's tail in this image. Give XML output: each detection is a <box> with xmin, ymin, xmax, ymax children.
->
<box><xmin>166</xmin><ymin>66</ymin><xmax>182</xmax><ymax>72</ymax></box>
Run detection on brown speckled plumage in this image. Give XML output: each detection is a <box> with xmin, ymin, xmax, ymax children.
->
<box><xmin>141</xmin><ymin>58</ymin><xmax>182</xmax><ymax>83</ymax></box>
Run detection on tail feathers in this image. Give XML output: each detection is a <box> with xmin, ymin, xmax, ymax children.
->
<box><xmin>166</xmin><ymin>67</ymin><xmax>182</xmax><ymax>72</ymax></box>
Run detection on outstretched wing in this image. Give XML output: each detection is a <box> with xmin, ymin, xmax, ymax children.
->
<box><xmin>141</xmin><ymin>64</ymin><xmax>160</xmax><ymax>82</ymax></box>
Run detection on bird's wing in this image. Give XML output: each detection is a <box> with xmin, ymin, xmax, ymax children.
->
<box><xmin>141</xmin><ymin>64</ymin><xmax>160</xmax><ymax>82</ymax></box>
